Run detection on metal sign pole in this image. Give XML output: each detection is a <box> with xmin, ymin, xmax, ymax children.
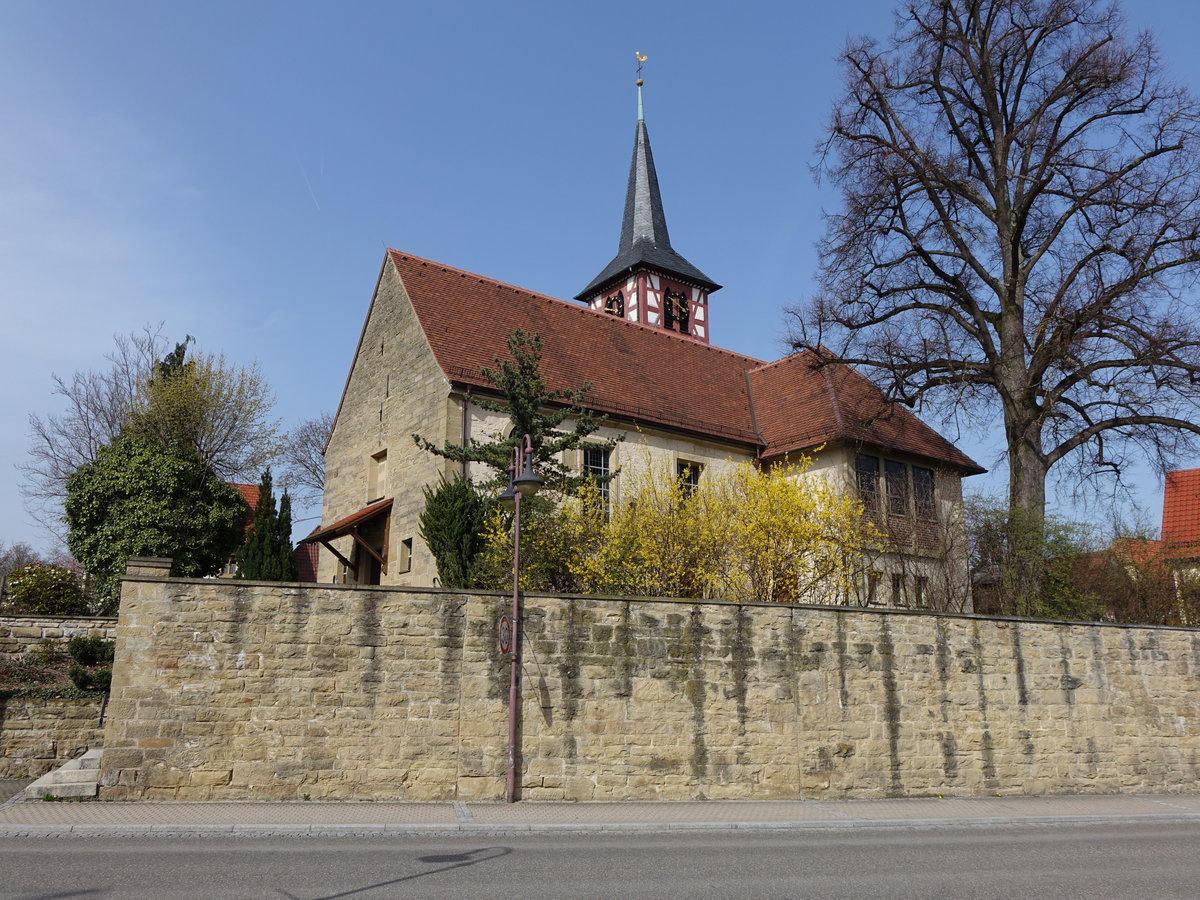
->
<box><xmin>506</xmin><ymin>443</ymin><xmax>522</xmax><ymax>804</ymax></box>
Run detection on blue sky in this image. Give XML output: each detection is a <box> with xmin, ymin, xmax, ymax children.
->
<box><xmin>3</xmin><ymin>0</ymin><xmax>1199</xmax><ymax>551</ymax></box>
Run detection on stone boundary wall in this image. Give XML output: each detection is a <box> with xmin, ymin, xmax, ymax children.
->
<box><xmin>0</xmin><ymin>695</ymin><xmax>105</xmax><ymax>778</ymax></box>
<box><xmin>100</xmin><ymin>560</ymin><xmax>1200</xmax><ymax>801</ymax></box>
<box><xmin>0</xmin><ymin>616</ymin><xmax>117</xmax><ymax>659</ymax></box>
<box><xmin>0</xmin><ymin>616</ymin><xmax>114</xmax><ymax>777</ymax></box>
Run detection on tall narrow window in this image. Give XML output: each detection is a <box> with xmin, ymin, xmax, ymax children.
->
<box><xmin>677</xmin><ymin>460</ymin><xmax>702</xmax><ymax>497</ymax></box>
<box><xmin>398</xmin><ymin>538</ymin><xmax>413</xmax><ymax>574</ymax></box>
<box><xmin>583</xmin><ymin>446</ymin><xmax>612</xmax><ymax>505</ymax></box>
<box><xmin>864</xmin><ymin>572</ymin><xmax>879</xmax><ymax>605</ymax></box>
<box><xmin>892</xmin><ymin>573</ymin><xmax>905</xmax><ymax>606</ymax></box>
<box><xmin>913</xmin><ymin>467</ymin><xmax>935</xmax><ymax>518</ymax></box>
<box><xmin>855</xmin><ymin>455</ymin><xmax>880</xmax><ymax>510</ymax></box>
<box><xmin>915</xmin><ymin>576</ymin><xmax>928</xmax><ymax>608</ymax></box>
<box><xmin>885</xmin><ymin>459</ymin><xmax>909</xmax><ymax>516</ymax></box>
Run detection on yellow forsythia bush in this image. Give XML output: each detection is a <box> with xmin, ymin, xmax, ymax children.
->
<box><xmin>478</xmin><ymin>455</ymin><xmax>881</xmax><ymax>603</ymax></box>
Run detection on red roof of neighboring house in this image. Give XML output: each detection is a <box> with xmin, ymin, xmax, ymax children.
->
<box><xmin>232</xmin><ymin>483</ymin><xmax>259</xmax><ymax>506</ymax></box>
<box><xmin>387</xmin><ymin>251</ymin><xmax>984</xmax><ymax>473</ymax></box>
<box><xmin>1162</xmin><ymin>468</ymin><xmax>1200</xmax><ymax>556</ymax></box>
<box><xmin>293</xmin><ymin>542</ymin><xmax>319</xmax><ymax>582</ymax></box>
<box><xmin>231</xmin><ymin>482</ymin><xmax>258</xmax><ymax>530</ymax></box>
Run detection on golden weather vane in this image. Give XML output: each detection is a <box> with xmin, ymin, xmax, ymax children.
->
<box><xmin>636</xmin><ymin>51</ymin><xmax>647</xmax><ymax>86</ymax></box>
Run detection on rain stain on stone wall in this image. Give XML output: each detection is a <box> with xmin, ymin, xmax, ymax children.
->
<box><xmin>877</xmin><ymin>619</ymin><xmax>904</xmax><ymax>797</ymax></box>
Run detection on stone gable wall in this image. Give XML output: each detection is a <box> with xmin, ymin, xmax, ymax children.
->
<box><xmin>320</xmin><ymin>260</ymin><xmax>457</xmax><ymax>585</ymax></box>
<box><xmin>99</xmin><ymin>564</ymin><xmax>1200</xmax><ymax>801</ymax></box>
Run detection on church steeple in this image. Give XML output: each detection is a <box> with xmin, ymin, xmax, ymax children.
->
<box><xmin>578</xmin><ymin>59</ymin><xmax>720</xmax><ymax>343</ymax></box>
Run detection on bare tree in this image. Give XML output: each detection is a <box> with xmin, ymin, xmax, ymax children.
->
<box><xmin>278</xmin><ymin>411</ymin><xmax>333</xmax><ymax>504</ymax></box>
<box><xmin>789</xmin><ymin>0</ymin><xmax>1200</xmax><ymax>530</ymax></box>
<box><xmin>21</xmin><ymin>326</ymin><xmax>280</xmax><ymax>530</ymax></box>
<box><xmin>21</xmin><ymin>326</ymin><xmax>167</xmax><ymax>527</ymax></box>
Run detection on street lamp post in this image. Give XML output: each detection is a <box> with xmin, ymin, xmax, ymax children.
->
<box><xmin>497</xmin><ymin>433</ymin><xmax>542</xmax><ymax>803</ymax></box>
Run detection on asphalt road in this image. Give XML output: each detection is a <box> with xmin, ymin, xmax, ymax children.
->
<box><xmin>2</xmin><ymin>822</ymin><xmax>1197</xmax><ymax>899</ymax></box>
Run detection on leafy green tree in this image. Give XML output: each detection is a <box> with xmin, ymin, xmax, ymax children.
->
<box><xmin>417</xmin><ymin>476</ymin><xmax>494</xmax><ymax>588</ymax></box>
<box><xmin>1</xmin><ymin>563</ymin><xmax>89</xmax><ymax>616</ymax></box>
<box><xmin>413</xmin><ymin>329</ymin><xmax>618</xmax><ymax>494</ymax></box>
<box><xmin>64</xmin><ymin>435</ymin><xmax>248</xmax><ymax>606</ymax></box>
<box><xmin>235</xmin><ymin>468</ymin><xmax>298</xmax><ymax>581</ymax></box>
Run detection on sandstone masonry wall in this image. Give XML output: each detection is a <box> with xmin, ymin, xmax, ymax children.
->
<box><xmin>0</xmin><ymin>695</ymin><xmax>105</xmax><ymax>778</ymax></box>
<box><xmin>100</xmin><ymin>563</ymin><xmax>1200</xmax><ymax>801</ymax></box>
<box><xmin>0</xmin><ymin>616</ymin><xmax>117</xmax><ymax>659</ymax></box>
<box><xmin>0</xmin><ymin>616</ymin><xmax>114</xmax><ymax>777</ymax></box>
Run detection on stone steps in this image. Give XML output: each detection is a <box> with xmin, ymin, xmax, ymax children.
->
<box><xmin>22</xmin><ymin>749</ymin><xmax>102</xmax><ymax>800</ymax></box>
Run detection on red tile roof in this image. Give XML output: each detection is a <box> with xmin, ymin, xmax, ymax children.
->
<box><xmin>1162</xmin><ymin>468</ymin><xmax>1200</xmax><ymax>555</ymax></box>
<box><xmin>293</xmin><ymin>542</ymin><xmax>319</xmax><ymax>582</ymax></box>
<box><xmin>383</xmin><ymin>250</ymin><xmax>984</xmax><ymax>473</ymax></box>
<box><xmin>230</xmin><ymin>482</ymin><xmax>258</xmax><ymax>531</ymax></box>
<box><xmin>746</xmin><ymin>353</ymin><xmax>982</xmax><ymax>471</ymax></box>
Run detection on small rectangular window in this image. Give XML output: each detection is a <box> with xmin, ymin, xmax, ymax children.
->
<box><xmin>892</xmin><ymin>573</ymin><xmax>905</xmax><ymax>606</ymax></box>
<box><xmin>677</xmin><ymin>460</ymin><xmax>702</xmax><ymax>497</ymax></box>
<box><xmin>913</xmin><ymin>467</ymin><xmax>935</xmax><ymax>518</ymax></box>
<box><xmin>885</xmin><ymin>460</ymin><xmax>909</xmax><ymax>516</ymax></box>
<box><xmin>367</xmin><ymin>450</ymin><xmax>387</xmax><ymax>503</ymax></box>
<box><xmin>398</xmin><ymin>538</ymin><xmax>413</xmax><ymax>574</ymax></box>
<box><xmin>865</xmin><ymin>572</ymin><xmax>879</xmax><ymax>605</ymax></box>
<box><xmin>915</xmin><ymin>576</ymin><xmax>928</xmax><ymax>608</ymax></box>
<box><xmin>856</xmin><ymin>455</ymin><xmax>880</xmax><ymax>510</ymax></box>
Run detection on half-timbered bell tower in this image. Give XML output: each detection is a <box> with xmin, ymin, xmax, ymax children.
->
<box><xmin>577</xmin><ymin>69</ymin><xmax>721</xmax><ymax>343</ymax></box>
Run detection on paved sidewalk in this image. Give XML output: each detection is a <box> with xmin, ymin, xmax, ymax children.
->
<box><xmin>0</xmin><ymin>792</ymin><xmax>1197</xmax><ymax>837</ymax></box>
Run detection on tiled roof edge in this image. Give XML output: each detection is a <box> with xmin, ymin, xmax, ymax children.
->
<box><xmin>390</xmin><ymin>248</ymin><xmax>765</xmax><ymax>368</ymax></box>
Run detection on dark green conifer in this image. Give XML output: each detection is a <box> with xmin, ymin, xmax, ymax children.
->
<box><xmin>236</xmin><ymin>468</ymin><xmax>297</xmax><ymax>581</ymax></box>
<box><xmin>418</xmin><ymin>476</ymin><xmax>493</xmax><ymax>588</ymax></box>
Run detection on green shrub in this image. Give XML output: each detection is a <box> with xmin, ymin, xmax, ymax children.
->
<box><xmin>67</xmin><ymin>635</ymin><xmax>115</xmax><ymax>667</ymax></box>
<box><xmin>418</xmin><ymin>476</ymin><xmax>495</xmax><ymax>588</ymax></box>
<box><xmin>68</xmin><ymin>663</ymin><xmax>111</xmax><ymax>692</ymax></box>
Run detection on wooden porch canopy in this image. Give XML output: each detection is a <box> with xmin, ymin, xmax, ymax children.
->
<box><xmin>302</xmin><ymin>498</ymin><xmax>393</xmax><ymax>578</ymax></box>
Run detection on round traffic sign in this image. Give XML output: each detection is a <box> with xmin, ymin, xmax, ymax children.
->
<box><xmin>498</xmin><ymin>615</ymin><xmax>512</xmax><ymax>654</ymax></box>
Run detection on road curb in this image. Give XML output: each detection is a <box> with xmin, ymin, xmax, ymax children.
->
<box><xmin>1</xmin><ymin>812</ymin><xmax>1198</xmax><ymax>839</ymax></box>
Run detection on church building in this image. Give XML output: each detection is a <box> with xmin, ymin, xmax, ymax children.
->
<box><xmin>306</xmin><ymin>79</ymin><xmax>984</xmax><ymax>608</ymax></box>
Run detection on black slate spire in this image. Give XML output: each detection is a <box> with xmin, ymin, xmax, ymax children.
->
<box><xmin>576</xmin><ymin>84</ymin><xmax>719</xmax><ymax>300</ymax></box>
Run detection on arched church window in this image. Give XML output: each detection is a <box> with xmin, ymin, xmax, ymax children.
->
<box><xmin>605</xmin><ymin>291</ymin><xmax>624</xmax><ymax>317</ymax></box>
